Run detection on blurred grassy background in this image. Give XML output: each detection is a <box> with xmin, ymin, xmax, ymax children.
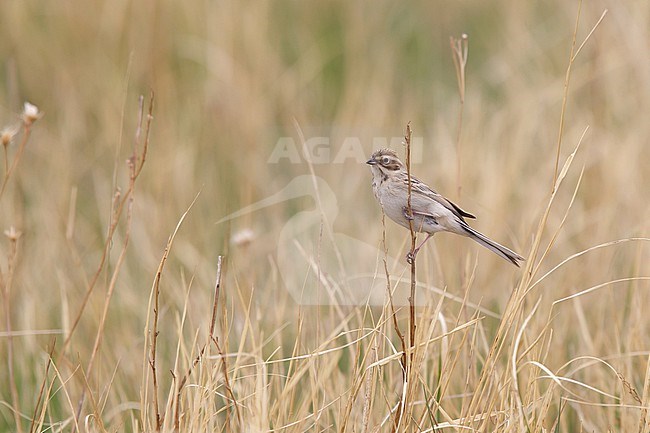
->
<box><xmin>1</xmin><ymin>0</ymin><xmax>649</xmax><ymax>431</ymax></box>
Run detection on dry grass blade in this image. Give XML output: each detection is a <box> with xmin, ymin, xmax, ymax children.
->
<box><xmin>511</xmin><ymin>298</ymin><xmax>541</xmax><ymax>431</ymax></box>
<box><xmin>450</xmin><ymin>33</ymin><xmax>469</xmax><ymax>199</ymax></box>
<box><xmin>142</xmin><ymin>190</ymin><xmax>201</xmax><ymax>431</ymax></box>
<box><xmin>28</xmin><ymin>339</ymin><xmax>56</xmax><ymax>433</ymax></box>
<box><xmin>553</xmin><ymin>0</ymin><xmax>582</xmax><ymax>184</ymax></box>
<box><xmin>552</xmin><ymin>277</ymin><xmax>650</xmax><ymax>306</ymax></box>
<box><xmin>210</xmin><ymin>259</ymin><xmax>243</xmax><ymax>432</ymax></box>
<box><xmin>639</xmin><ymin>356</ymin><xmax>650</xmax><ymax>433</ymax></box>
<box><xmin>463</xmin><ymin>3</ymin><xmax>607</xmax><ymax>429</ymax></box>
<box><xmin>529</xmin><ymin>238</ymin><xmax>650</xmax><ymax>291</ymax></box>
<box><xmin>1</xmin><ymin>227</ymin><xmax>23</xmax><ymax>433</ymax></box>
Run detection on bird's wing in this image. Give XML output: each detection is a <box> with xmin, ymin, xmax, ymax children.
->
<box><xmin>410</xmin><ymin>176</ymin><xmax>476</xmax><ymax>221</ymax></box>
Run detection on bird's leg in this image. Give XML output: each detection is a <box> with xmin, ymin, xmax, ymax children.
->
<box><xmin>406</xmin><ymin>233</ymin><xmax>433</xmax><ymax>264</ymax></box>
<box><xmin>414</xmin><ymin>233</ymin><xmax>433</xmax><ymax>253</ymax></box>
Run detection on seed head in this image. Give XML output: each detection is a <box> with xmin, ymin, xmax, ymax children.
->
<box><xmin>4</xmin><ymin>226</ymin><xmax>22</xmax><ymax>241</ymax></box>
<box><xmin>1</xmin><ymin>125</ymin><xmax>19</xmax><ymax>147</ymax></box>
<box><xmin>230</xmin><ymin>228</ymin><xmax>255</xmax><ymax>247</ymax></box>
<box><xmin>22</xmin><ymin>102</ymin><xmax>42</xmax><ymax>126</ymax></box>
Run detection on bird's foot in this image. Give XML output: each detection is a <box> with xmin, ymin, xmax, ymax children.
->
<box><xmin>402</xmin><ymin>206</ymin><xmax>414</xmax><ymax>221</ymax></box>
<box><xmin>406</xmin><ymin>243</ymin><xmax>425</xmax><ymax>264</ymax></box>
<box><xmin>406</xmin><ymin>250</ymin><xmax>416</xmax><ymax>264</ymax></box>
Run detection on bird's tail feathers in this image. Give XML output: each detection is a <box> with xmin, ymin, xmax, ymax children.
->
<box><xmin>463</xmin><ymin>225</ymin><xmax>524</xmax><ymax>267</ymax></box>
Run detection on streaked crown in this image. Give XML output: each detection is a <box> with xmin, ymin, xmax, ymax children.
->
<box><xmin>367</xmin><ymin>148</ymin><xmax>404</xmax><ymax>171</ymax></box>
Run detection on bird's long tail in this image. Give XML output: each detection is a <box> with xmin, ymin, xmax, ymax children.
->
<box><xmin>462</xmin><ymin>225</ymin><xmax>524</xmax><ymax>267</ymax></box>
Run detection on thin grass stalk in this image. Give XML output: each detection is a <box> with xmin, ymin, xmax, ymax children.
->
<box><xmin>450</xmin><ymin>34</ymin><xmax>468</xmax><ymax>200</ymax></box>
<box><xmin>464</xmin><ymin>1</ymin><xmax>602</xmax><ymax>428</ymax></box>
<box><xmin>1</xmin><ymin>228</ymin><xmax>23</xmax><ymax>433</ymax></box>
<box><xmin>145</xmin><ymin>189</ymin><xmax>201</xmax><ymax>431</ymax></box>
<box><xmin>404</xmin><ymin>121</ymin><xmax>418</xmax><ymax>432</ymax></box>
<box><xmin>553</xmin><ymin>0</ymin><xmax>582</xmax><ymax>187</ymax></box>
<box><xmin>211</xmin><ymin>261</ymin><xmax>242</xmax><ymax>432</ymax></box>
<box><xmin>381</xmin><ymin>210</ymin><xmax>408</xmax><ymax>433</ymax></box>
<box><xmin>73</xmin><ymin>94</ymin><xmax>154</xmax><ymax>432</ymax></box>
<box><xmin>404</xmin><ymin>122</ymin><xmax>416</xmax><ymax>353</ymax></box>
<box><xmin>28</xmin><ymin>339</ymin><xmax>56</xmax><ymax>433</ymax></box>
<box><xmin>63</xmin><ymin>93</ymin><xmax>153</xmax><ymax>353</ymax></box>
<box><xmin>0</xmin><ymin>120</ymin><xmax>34</xmax><ymax>201</ymax></box>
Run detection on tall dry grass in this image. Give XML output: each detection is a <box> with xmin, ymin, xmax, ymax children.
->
<box><xmin>1</xmin><ymin>0</ymin><xmax>649</xmax><ymax>431</ymax></box>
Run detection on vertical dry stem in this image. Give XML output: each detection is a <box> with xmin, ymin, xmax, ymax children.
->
<box><xmin>210</xmin><ymin>256</ymin><xmax>242</xmax><ymax>432</ymax></box>
<box><xmin>0</xmin><ymin>113</ymin><xmax>37</xmax><ymax>432</ymax></box>
<box><xmin>450</xmin><ymin>34</ymin><xmax>469</xmax><ymax>199</ymax></box>
<box><xmin>405</xmin><ymin>122</ymin><xmax>417</xmax><ymax>431</ymax></box>
<box><xmin>28</xmin><ymin>340</ymin><xmax>56</xmax><ymax>433</ymax></box>
<box><xmin>150</xmin><ymin>249</ymin><xmax>163</xmax><ymax>431</ymax></box>
<box><xmin>63</xmin><ymin>93</ymin><xmax>153</xmax><ymax>353</ymax></box>
<box><xmin>0</xmin><ymin>122</ymin><xmax>33</xmax><ymax>201</ymax></box>
<box><xmin>404</xmin><ymin>123</ymin><xmax>416</xmax><ymax>351</ymax></box>
<box><xmin>173</xmin><ymin>255</ymin><xmax>234</xmax><ymax>431</ymax></box>
<box><xmin>1</xmin><ymin>229</ymin><xmax>24</xmax><ymax>433</ymax></box>
<box><xmin>553</xmin><ymin>0</ymin><xmax>581</xmax><ymax>188</ymax></box>
<box><xmin>146</xmin><ymin>190</ymin><xmax>201</xmax><ymax>432</ymax></box>
<box><xmin>381</xmin><ymin>210</ymin><xmax>407</xmax><ymax>433</ymax></box>
<box><xmin>71</xmin><ymin>93</ymin><xmax>154</xmax><ymax>432</ymax></box>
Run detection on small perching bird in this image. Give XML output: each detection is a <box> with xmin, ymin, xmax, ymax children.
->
<box><xmin>366</xmin><ymin>148</ymin><xmax>524</xmax><ymax>267</ymax></box>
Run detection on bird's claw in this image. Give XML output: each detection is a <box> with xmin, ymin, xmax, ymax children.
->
<box><xmin>406</xmin><ymin>251</ymin><xmax>415</xmax><ymax>264</ymax></box>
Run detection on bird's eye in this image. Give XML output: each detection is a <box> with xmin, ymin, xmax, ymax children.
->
<box><xmin>381</xmin><ymin>157</ymin><xmax>390</xmax><ymax>165</ymax></box>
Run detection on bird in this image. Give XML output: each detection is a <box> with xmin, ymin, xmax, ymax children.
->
<box><xmin>366</xmin><ymin>148</ymin><xmax>524</xmax><ymax>267</ymax></box>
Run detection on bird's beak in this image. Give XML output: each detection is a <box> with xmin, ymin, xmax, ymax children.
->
<box><xmin>366</xmin><ymin>158</ymin><xmax>377</xmax><ymax>165</ymax></box>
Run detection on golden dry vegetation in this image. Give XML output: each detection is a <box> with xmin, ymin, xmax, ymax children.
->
<box><xmin>1</xmin><ymin>1</ymin><xmax>649</xmax><ymax>432</ymax></box>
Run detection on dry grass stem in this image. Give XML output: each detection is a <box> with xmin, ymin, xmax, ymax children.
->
<box><xmin>450</xmin><ymin>34</ymin><xmax>469</xmax><ymax>199</ymax></box>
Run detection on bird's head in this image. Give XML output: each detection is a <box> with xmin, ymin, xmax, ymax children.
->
<box><xmin>366</xmin><ymin>148</ymin><xmax>404</xmax><ymax>177</ymax></box>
